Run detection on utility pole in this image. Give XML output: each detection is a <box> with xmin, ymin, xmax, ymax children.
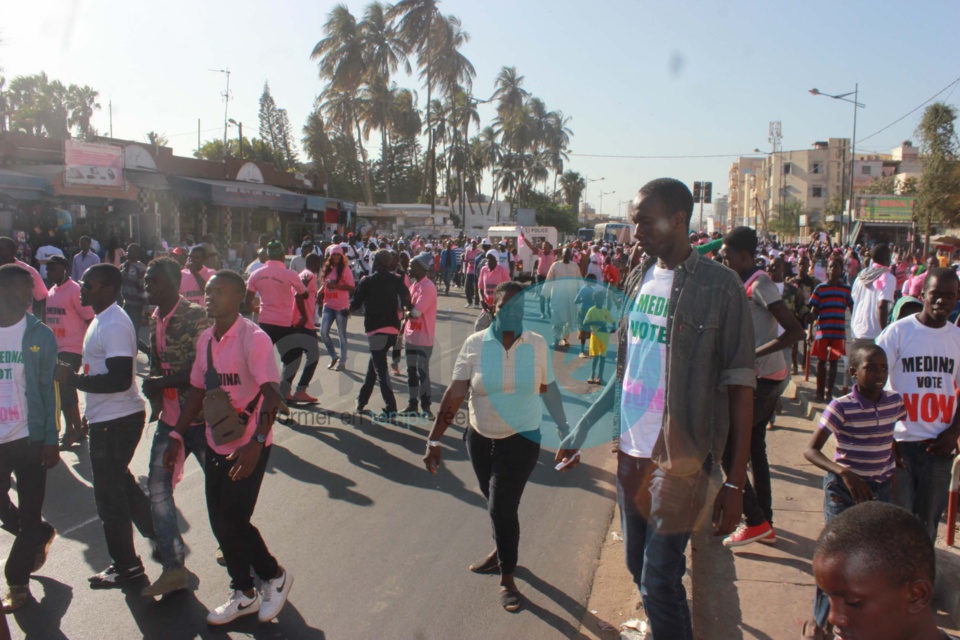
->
<box><xmin>109</xmin><ymin>98</ymin><xmax>113</xmax><ymax>138</ymax></box>
<box><xmin>768</xmin><ymin>120</ymin><xmax>782</xmax><ymax>239</ymax></box>
<box><xmin>209</xmin><ymin>68</ymin><xmax>231</xmax><ymax>151</ymax></box>
<box><xmin>693</xmin><ymin>181</ymin><xmax>712</xmax><ymax>232</ymax></box>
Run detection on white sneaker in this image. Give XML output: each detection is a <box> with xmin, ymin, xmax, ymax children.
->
<box><xmin>258</xmin><ymin>567</ymin><xmax>293</xmax><ymax>622</ymax></box>
<box><xmin>206</xmin><ymin>590</ymin><xmax>260</xmax><ymax>626</ymax></box>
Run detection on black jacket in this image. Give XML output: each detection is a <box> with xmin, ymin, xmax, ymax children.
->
<box><xmin>350</xmin><ymin>270</ymin><xmax>412</xmax><ymax>334</ymax></box>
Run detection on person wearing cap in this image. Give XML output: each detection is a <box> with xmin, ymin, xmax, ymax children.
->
<box><xmin>720</xmin><ymin>226</ymin><xmax>803</xmax><ymax>548</ymax></box>
<box><xmin>319</xmin><ymin>245</ymin><xmax>355</xmax><ymax>371</ymax></box>
<box><xmin>401</xmin><ymin>254</ymin><xmax>438</xmax><ymax>417</ymax></box>
<box><xmin>170</xmin><ymin>246</ymin><xmax>188</xmax><ymax>269</ymax></box>
<box><xmin>179</xmin><ymin>246</ymin><xmax>216</xmax><ymax>306</ymax></box>
<box><xmin>496</xmin><ymin>242</ymin><xmax>513</xmax><ymax>277</ymax></box>
<box><xmin>45</xmin><ymin>254</ymin><xmax>94</xmax><ymax>448</ymax></box>
<box><xmin>543</xmin><ymin>247</ymin><xmax>582</xmax><ymax>348</ymax></box>
<box><xmin>476</xmin><ymin>250</ymin><xmax>511</xmax><ymax>331</ymax></box>
<box><xmin>245</xmin><ymin>241</ymin><xmax>309</xmax><ymax>401</ymax></box>
<box><xmin>463</xmin><ymin>240</ymin><xmax>481</xmax><ymax>308</ymax></box>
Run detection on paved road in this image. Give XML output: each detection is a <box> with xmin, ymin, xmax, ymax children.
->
<box><xmin>4</xmin><ymin>287</ymin><xmax>618</xmax><ymax>640</ymax></box>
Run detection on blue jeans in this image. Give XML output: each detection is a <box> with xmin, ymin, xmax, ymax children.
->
<box><xmin>617</xmin><ymin>452</ymin><xmax>711</xmax><ymax>640</ymax></box>
<box><xmin>813</xmin><ymin>471</ymin><xmax>892</xmax><ymax>627</ymax></box>
<box><xmin>148</xmin><ymin>422</ymin><xmax>208</xmax><ymax>570</ymax></box>
<box><xmin>320</xmin><ymin>307</ymin><xmax>349</xmax><ymax>362</ymax></box>
<box><xmin>894</xmin><ymin>440</ymin><xmax>953</xmax><ymax>541</ymax></box>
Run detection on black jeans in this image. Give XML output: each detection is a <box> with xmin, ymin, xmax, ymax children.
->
<box><xmin>405</xmin><ymin>345</ymin><xmax>433</xmax><ymax>410</ymax></box>
<box><xmin>286</xmin><ymin>328</ymin><xmax>321</xmax><ymax>393</ymax></box>
<box><xmin>465</xmin><ymin>273</ymin><xmax>477</xmax><ymax>305</ymax></box>
<box><xmin>357</xmin><ymin>334</ymin><xmax>398</xmax><ymax>412</ymax></box>
<box><xmin>261</xmin><ymin>323</ymin><xmax>302</xmax><ymax>398</ymax></box>
<box><xmin>723</xmin><ymin>378</ymin><xmax>782</xmax><ymax>527</ymax></box>
<box><xmin>89</xmin><ymin>411</ymin><xmax>155</xmax><ymax>569</ymax></box>
<box><xmin>465</xmin><ymin>428</ymin><xmax>540</xmax><ymax>575</ymax></box>
<box><xmin>0</xmin><ymin>438</ymin><xmax>51</xmax><ymax>586</ymax></box>
<box><xmin>206</xmin><ymin>446</ymin><xmax>278</xmax><ymax>592</ymax></box>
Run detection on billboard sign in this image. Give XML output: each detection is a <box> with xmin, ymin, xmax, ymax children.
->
<box><xmin>64</xmin><ymin>140</ymin><xmax>124</xmax><ymax>188</ymax></box>
<box><xmin>855</xmin><ymin>195</ymin><xmax>914</xmax><ymax>222</ymax></box>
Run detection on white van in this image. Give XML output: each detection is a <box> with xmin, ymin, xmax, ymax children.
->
<box><xmin>485</xmin><ymin>225</ymin><xmax>558</xmax><ymax>281</ymax></box>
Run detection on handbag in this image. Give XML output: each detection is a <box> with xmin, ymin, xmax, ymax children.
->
<box><xmin>203</xmin><ymin>336</ymin><xmax>262</xmax><ymax>447</ymax></box>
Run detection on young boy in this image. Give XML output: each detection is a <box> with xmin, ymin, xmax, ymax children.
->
<box><xmin>808</xmin><ymin>257</ymin><xmax>853</xmax><ymax>401</ymax></box>
<box><xmin>583</xmin><ymin>289</ymin><xmax>616</xmax><ymax>385</ymax></box>
<box><xmin>802</xmin><ymin>342</ymin><xmax>905</xmax><ymax>636</ymax></box>
<box><xmin>574</xmin><ymin>274</ymin><xmax>598</xmax><ymax>358</ymax></box>
<box><xmin>811</xmin><ymin>501</ymin><xmax>958</xmax><ymax>640</ymax></box>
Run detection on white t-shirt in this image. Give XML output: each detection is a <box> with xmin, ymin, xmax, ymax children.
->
<box><xmin>620</xmin><ymin>266</ymin><xmax>673</xmax><ymax>458</ymax></box>
<box><xmin>0</xmin><ymin>317</ymin><xmax>29</xmax><ymax>443</ymax></box>
<box><xmin>34</xmin><ymin>244</ymin><xmax>64</xmax><ymax>280</ymax></box>
<box><xmin>876</xmin><ymin>315</ymin><xmax>960</xmax><ymax>442</ymax></box>
<box><xmin>452</xmin><ymin>329</ymin><xmax>553</xmax><ymax>439</ymax></box>
<box><xmin>851</xmin><ymin>270</ymin><xmax>896</xmax><ymax>340</ymax></box>
<box><xmin>82</xmin><ymin>303</ymin><xmax>145</xmax><ymax>423</ymax></box>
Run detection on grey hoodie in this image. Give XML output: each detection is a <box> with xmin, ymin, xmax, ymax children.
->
<box><xmin>858</xmin><ymin>264</ymin><xmax>888</xmax><ymax>285</ymax></box>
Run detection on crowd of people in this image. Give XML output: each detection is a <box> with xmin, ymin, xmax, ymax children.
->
<box><xmin>0</xmin><ymin>175</ymin><xmax>958</xmax><ymax>639</ymax></box>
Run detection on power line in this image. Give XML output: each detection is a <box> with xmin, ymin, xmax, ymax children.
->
<box><xmin>855</xmin><ymin>73</ymin><xmax>960</xmax><ymax>145</ymax></box>
<box><xmin>569</xmin><ymin>152</ymin><xmax>752</xmax><ymax>160</ymax></box>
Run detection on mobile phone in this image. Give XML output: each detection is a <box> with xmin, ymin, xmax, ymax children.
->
<box><xmin>554</xmin><ymin>451</ymin><xmax>581</xmax><ymax>471</ymax></box>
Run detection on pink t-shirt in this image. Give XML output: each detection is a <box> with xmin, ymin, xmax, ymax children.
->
<box><xmin>179</xmin><ymin>267</ymin><xmax>216</xmax><ymax>306</ymax></box>
<box><xmin>477</xmin><ymin>264</ymin><xmax>511</xmax><ymax>306</ymax></box>
<box><xmin>45</xmin><ymin>278</ymin><xmax>94</xmax><ymax>354</ymax></box>
<box><xmin>190</xmin><ymin>317</ymin><xmax>280</xmax><ymax>455</ymax></box>
<box><xmin>536</xmin><ymin>250</ymin><xmax>556</xmax><ymax>277</ymax></box>
<box><xmin>247</xmin><ymin>261</ymin><xmax>307</xmax><ymax>327</ymax></box>
<box><xmin>294</xmin><ymin>270</ymin><xmax>319</xmax><ymax>331</ymax></box>
<box><xmin>405</xmin><ymin>276</ymin><xmax>438</xmax><ymax>347</ymax></box>
<box><xmin>464</xmin><ymin>248</ymin><xmax>480</xmax><ymax>275</ymax></box>
<box><xmin>321</xmin><ymin>266</ymin><xmax>356</xmax><ymax>312</ymax></box>
<box><xmin>16</xmin><ymin>259</ymin><xmax>47</xmax><ymax>302</ymax></box>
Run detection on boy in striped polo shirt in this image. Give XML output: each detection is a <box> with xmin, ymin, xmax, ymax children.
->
<box><xmin>808</xmin><ymin>257</ymin><xmax>853</xmax><ymax>401</ymax></box>
<box><xmin>802</xmin><ymin>342</ymin><xmax>905</xmax><ymax>636</ymax></box>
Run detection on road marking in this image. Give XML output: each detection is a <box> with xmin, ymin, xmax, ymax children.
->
<box><xmin>60</xmin><ymin>516</ymin><xmax>100</xmax><ymax>536</ymax></box>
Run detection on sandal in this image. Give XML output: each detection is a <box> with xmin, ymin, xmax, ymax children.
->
<box><xmin>327</xmin><ymin>358</ymin><xmax>339</xmax><ymax>370</ymax></box>
<box><xmin>499</xmin><ymin>587</ymin><xmax>522</xmax><ymax>612</ymax></box>
<box><xmin>469</xmin><ymin>554</ymin><xmax>500</xmax><ymax>574</ymax></box>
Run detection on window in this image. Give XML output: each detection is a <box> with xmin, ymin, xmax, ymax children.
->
<box><xmin>811</xmin><ymin>186</ymin><xmax>824</xmax><ymax>198</ymax></box>
<box><xmin>783</xmin><ymin>163</ymin><xmax>792</xmax><ymax>175</ymax></box>
<box><xmin>811</xmin><ymin>162</ymin><xmax>823</xmax><ymax>174</ymax></box>
<box><xmin>861</xmin><ymin>165</ymin><xmax>872</xmax><ymax>175</ymax></box>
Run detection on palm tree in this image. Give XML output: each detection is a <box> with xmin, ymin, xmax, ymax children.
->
<box><xmin>360</xmin><ymin>79</ymin><xmax>397</xmax><ymax>202</ymax></box>
<box><xmin>560</xmin><ymin>170</ymin><xmax>586</xmax><ymax>213</ymax></box>
<box><xmin>66</xmin><ymin>85</ymin><xmax>100</xmax><ymax>137</ymax></box>
<box><xmin>311</xmin><ymin>5</ymin><xmax>374</xmax><ymax>203</ymax></box>
<box><xmin>145</xmin><ymin>131</ymin><xmax>168</xmax><ymax>146</ymax></box>
<box><xmin>302</xmin><ymin>105</ymin><xmax>334</xmax><ymax>180</ymax></box>
<box><xmin>545</xmin><ymin>110</ymin><xmax>573</xmax><ymax>199</ymax></box>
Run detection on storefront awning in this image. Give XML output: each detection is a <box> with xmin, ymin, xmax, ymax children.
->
<box><xmin>305</xmin><ymin>195</ymin><xmax>339</xmax><ymax>212</ymax></box>
<box><xmin>0</xmin><ymin>170</ymin><xmax>50</xmax><ymax>201</ymax></box>
<box><xmin>169</xmin><ymin>176</ymin><xmax>306</xmax><ymax>213</ymax></box>
<box><xmin>126</xmin><ymin>170</ymin><xmax>170</xmax><ymax>189</ymax></box>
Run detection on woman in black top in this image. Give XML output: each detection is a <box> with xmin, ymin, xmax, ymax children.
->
<box><xmin>350</xmin><ymin>249</ymin><xmax>412</xmax><ymax>420</ymax></box>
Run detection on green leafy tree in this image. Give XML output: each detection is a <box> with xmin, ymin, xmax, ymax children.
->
<box><xmin>560</xmin><ymin>170</ymin><xmax>586</xmax><ymax>213</ymax></box>
<box><xmin>769</xmin><ymin>200</ymin><xmax>804</xmax><ymax>239</ymax></box>
<box><xmin>915</xmin><ymin>102</ymin><xmax>960</xmax><ymax>249</ymax></box>
<box><xmin>858</xmin><ymin>174</ymin><xmax>897</xmax><ymax>195</ymax></box>
<box><xmin>66</xmin><ymin>84</ymin><xmax>99</xmax><ymax>137</ymax></box>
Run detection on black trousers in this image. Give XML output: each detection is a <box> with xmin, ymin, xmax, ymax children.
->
<box><xmin>89</xmin><ymin>411</ymin><xmax>155</xmax><ymax>569</ymax></box>
<box><xmin>357</xmin><ymin>334</ymin><xmax>398</xmax><ymax>412</ymax></box>
<box><xmin>0</xmin><ymin>438</ymin><xmax>51</xmax><ymax>586</ymax></box>
<box><xmin>466</xmin><ymin>428</ymin><xmax>540</xmax><ymax>575</ymax></box>
<box><xmin>206</xmin><ymin>446</ymin><xmax>278</xmax><ymax>592</ymax></box>
<box><xmin>405</xmin><ymin>345</ymin><xmax>433</xmax><ymax>409</ymax></box>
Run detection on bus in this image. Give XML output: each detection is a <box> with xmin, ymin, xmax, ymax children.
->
<box><xmin>594</xmin><ymin>222</ymin><xmax>632</xmax><ymax>244</ymax></box>
<box><xmin>577</xmin><ymin>228</ymin><xmax>594</xmax><ymax>242</ymax></box>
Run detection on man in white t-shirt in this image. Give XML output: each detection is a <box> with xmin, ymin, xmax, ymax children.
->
<box><xmin>848</xmin><ymin>244</ymin><xmax>895</xmax><ymax>388</ymax></box>
<box><xmin>557</xmin><ymin>179</ymin><xmax>756</xmax><ymax>640</ymax></box>
<box><xmin>55</xmin><ymin>264</ymin><xmax>155</xmax><ymax>588</ymax></box>
<box><xmin>876</xmin><ymin>267</ymin><xmax>960</xmax><ymax>541</ymax></box>
<box><xmin>0</xmin><ymin>265</ymin><xmax>59</xmax><ymax>612</ymax></box>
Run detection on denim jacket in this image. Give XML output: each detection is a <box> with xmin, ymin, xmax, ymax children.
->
<box><xmin>21</xmin><ymin>314</ymin><xmax>59</xmax><ymax>446</ymax></box>
<box><xmin>567</xmin><ymin>248</ymin><xmax>756</xmax><ymax>475</ymax></box>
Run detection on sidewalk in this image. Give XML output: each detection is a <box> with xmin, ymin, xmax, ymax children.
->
<box><xmin>577</xmin><ymin>372</ymin><xmax>960</xmax><ymax>639</ymax></box>
<box><xmin>692</xmin><ymin>374</ymin><xmax>960</xmax><ymax>639</ymax></box>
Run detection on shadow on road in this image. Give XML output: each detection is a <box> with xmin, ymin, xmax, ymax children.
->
<box><xmin>514</xmin><ymin>566</ymin><xmax>610</xmax><ymax>639</ymax></box>
<box><xmin>267</xmin><ymin>444</ymin><xmax>374</xmax><ymax>507</ymax></box>
<box><xmin>11</xmin><ymin>576</ymin><xmax>72</xmax><ymax>640</ymax></box>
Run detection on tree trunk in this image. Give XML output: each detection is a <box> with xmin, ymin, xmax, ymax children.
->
<box><xmin>353</xmin><ymin>113</ymin><xmax>375</xmax><ymax>205</ymax></box>
<box><xmin>381</xmin><ymin>127</ymin><xmax>392</xmax><ymax>204</ymax></box>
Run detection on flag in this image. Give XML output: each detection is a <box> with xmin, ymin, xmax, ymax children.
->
<box><xmin>518</xmin><ymin>227</ymin><xmax>526</xmax><ymax>248</ymax></box>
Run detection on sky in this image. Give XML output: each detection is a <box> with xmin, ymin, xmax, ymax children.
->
<box><xmin>3</xmin><ymin>0</ymin><xmax>960</xmax><ymax>221</ymax></box>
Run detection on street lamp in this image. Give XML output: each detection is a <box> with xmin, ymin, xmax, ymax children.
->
<box><xmin>228</xmin><ymin>118</ymin><xmax>243</xmax><ymax>160</ymax></box>
<box><xmin>598</xmin><ymin>190</ymin><xmax>616</xmax><ymax>217</ymax></box>
<box><xmin>583</xmin><ymin>176</ymin><xmax>604</xmax><ymax>224</ymax></box>
<box><xmin>618</xmin><ymin>199</ymin><xmax>632</xmax><ymax>217</ymax></box>
<box><xmin>809</xmin><ymin>85</ymin><xmax>864</xmax><ymax>244</ymax></box>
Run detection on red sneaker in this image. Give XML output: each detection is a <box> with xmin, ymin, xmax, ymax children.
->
<box><xmin>722</xmin><ymin>522</ymin><xmax>774</xmax><ymax>548</ymax></box>
<box><xmin>291</xmin><ymin>391</ymin><xmax>319</xmax><ymax>404</ymax></box>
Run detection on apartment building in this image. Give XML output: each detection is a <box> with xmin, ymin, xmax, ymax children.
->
<box><xmin>727</xmin><ymin>156</ymin><xmax>766</xmax><ymax>229</ymax></box>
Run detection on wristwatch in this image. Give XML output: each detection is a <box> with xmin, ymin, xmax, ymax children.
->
<box><xmin>254</xmin><ymin>433</ymin><xmax>267</xmax><ymax>445</ymax></box>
